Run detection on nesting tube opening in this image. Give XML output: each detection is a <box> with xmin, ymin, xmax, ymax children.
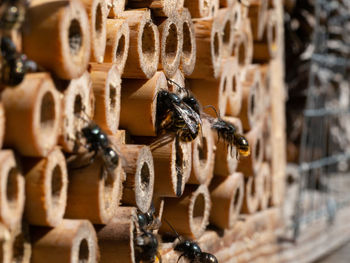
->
<box><xmin>68</xmin><ymin>19</ymin><xmax>82</xmax><ymax>56</ymax></box>
<box><xmin>51</xmin><ymin>165</ymin><xmax>63</xmax><ymax>207</ymax></box>
<box><xmin>142</xmin><ymin>22</ymin><xmax>157</xmax><ymax>65</ymax></box>
<box><xmin>6</xmin><ymin>168</ymin><xmax>20</xmax><ymax>209</ymax></box>
<box><xmin>78</xmin><ymin>238</ymin><xmax>89</xmax><ymax>262</ymax></box>
<box><xmin>40</xmin><ymin>92</ymin><xmax>56</xmax><ymax>136</ymax></box>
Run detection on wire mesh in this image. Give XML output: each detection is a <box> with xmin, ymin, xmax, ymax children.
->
<box><xmin>293</xmin><ymin>0</ymin><xmax>350</xmax><ymax>238</ymax></box>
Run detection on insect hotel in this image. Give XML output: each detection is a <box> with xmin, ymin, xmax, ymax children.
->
<box><xmin>1</xmin><ymin>0</ymin><xmax>350</xmax><ymax>262</ymax></box>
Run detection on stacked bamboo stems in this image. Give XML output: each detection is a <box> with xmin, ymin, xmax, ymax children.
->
<box><xmin>0</xmin><ymin>0</ymin><xmax>285</xmax><ymax>262</ymax></box>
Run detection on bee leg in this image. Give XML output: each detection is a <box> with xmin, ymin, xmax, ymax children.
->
<box><xmin>156</xmin><ymin>251</ymin><xmax>163</xmax><ymax>263</ymax></box>
<box><xmin>177</xmin><ymin>254</ymin><xmax>185</xmax><ymax>263</ymax></box>
<box><xmin>69</xmin><ymin>150</ymin><xmax>98</xmax><ymax>170</ymax></box>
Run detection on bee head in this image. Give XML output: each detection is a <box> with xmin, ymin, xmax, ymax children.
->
<box><xmin>183</xmin><ymin>96</ymin><xmax>201</xmax><ymax>114</ymax></box>
<box><xmin>235</xmin><ymin>135</ymin><xmax>250</xmax><ymax>157</ymax></box>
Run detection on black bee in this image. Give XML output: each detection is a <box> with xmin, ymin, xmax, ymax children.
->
<box><xmin>0</xmin><ymin>37</ymin><xmax>37</xmax><ymax>86</ymax></box>
<box><xmin>134</xmin><ymin>206</ymin><xmax>162</xmax><ymax>263</ymax></box>
<box><xmin>0</xmin><ymin>0</ymin><xmax>26</xmax><ymax>31</ymax></box>
<box><xmin>204</xmin><ymin>106</ymin><xmax>250</xmax><ymax>159</ymax></box>
<box><xmin>164</xmin><ymin>219</ymin><xmax>218</xmax><ymax>263</ymax></box>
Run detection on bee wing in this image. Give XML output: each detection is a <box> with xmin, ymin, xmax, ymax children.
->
<box><xmin>172</xmin><ymin>103</ymin><xmax>198</xmax><ymax>135</ymax></box>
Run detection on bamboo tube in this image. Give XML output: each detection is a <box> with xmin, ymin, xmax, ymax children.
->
<box><xmin>160</xmin><ymin>184</ymin><xmax>211</xmax><ymax>239</ymax></box>
<box><xmin>209</xmin><ymin>173</ymin><xmax>244</xmax><ymax>229</ymax></box>
<box><xmin>96</xmin><ymin>207</ymin><xmax>136</xmax><ymax>263</ymax></box>
<box><xmin>59</xmin><ymin>72</ymin><xmax>95</xmax><ymax>153</ymax></box>
<box><xmin>184</xmin><ymin>0</ymin><xmax>211</xmax><ymax>18</ymax></box>
<box><xmin>224</xmin><ymin>57</ymin><xmax>242</xmax><ymax>116</ymax></box>
<box><xmin>90</xmin><ymin>65</ymin><xmax>121</xmax><ymax>135</ymax></box>
<box><xmin>152</xmin><ymin>138</ymin><xmax>192</xmax><ymax>197</ymax></box>
<box><xmin>119</xmin><ymin>144</ymin><xmax>155</xmax><ymax>213</ymax></box>
<box><xmin>152</xmin><ymin>197</ymin><xmax>164</xmax><ymax>234</ymax></box>
<box><xmin>0</xmin><ymin>224</ymin><xmax>11</xmax><ymax>263</ymax></box>
<box><xmin>8</xmin><ymin>223</ymin><xmax>31</xmax><ymax>263</ymax></box>
<box><xmin>0</xmin><ymin>103</ymin><xmax>4</xmax><ymax>149</ymax></box>
<box><xmin>263</xmin><ymin>113</ymin><xmax>272</xmax><ymax>161</ymax></box>
<box><xmin>108</xmin><ymin>0</ymin><xmax>126</xmax><ymax>18</ymax></box>
<box><xmin>190</xmin><ymin>18</ymin><xmax>222</xmax><ymax>79</ymax></box>
<box><xmin>239</xmin><ymin>65</ymin><xmax>262</xmax><ymax>131</ymax></box>
<box><xmin>104</xmin><ymin>19</ymin><xmax>130</xmax><ymax>74</ymax></box>
<box><xmin>24</xmin><ymin>148</ymin><xmax>68</xmax><ymax>227</ymax></box>
<box><xmin>0</xmin><ymin>150</ymin><xmax>25</xmax><ymax>230</ymax></box>
<box><xmin>188</xmin><ymin>119</ymin><xmax>215</xmax><ymax>185</ymax></box>
<box><xmin>213</xmin><ymin>117</ymin><xmax>243</xmax><ymax>176</ymax></box>
<box><xmin>31</xmin><ymin>219</ymin><xmax>98</xmax><ymax>263</ymax></box>
<box><xmin>127</xmin><ymin>0</ymin><xmax>184</xmax><ymax>17</ymax></box>
<box><xmin>81</xmin><ymin>0</ymin><xmax>108</xmax><ymax>63</ymax></box>
<box><xmin>248</xmin><ymin>0</ymin><xmax>268</xmax><ymax>41</ymax></box>
<box><xmin>258</xmin><ymin>162</ymin><xmax>271</xmax><ymax>210</ymax></box>
<box><xmin>23</xmin><ymin>0</ymin><xmax>91</xmax><ymax>79</ymax></box>
<box><xmin>232</xmin><ymin>19</ymin><xmax>253</xmax><ymax>67</ymax></box>
<box><xmin>179</xmin><ymin>8</ymin><xmax>196</xmax><ymax>76</ymax></box>
<box><xmin>121</xmin><ymin>9</ymin><xmax>160</xmax><ymax>79</ymax></box>
<box><xmin>65</xmin><ymin>155</ymin><xmax>123</xmax><ymax>224</ymax></box>
<box><xmin>119</xmin><ymin>71</ymin><xmax>167</xmax><ymax>136</ymax></box>
<box><xmin>188</xmin><ymin>72</ymin><xmax>227</xmax><ymax>118</ymax></box>
<box><xmin>241</xmin><ymin>175</ymin><xmax>260</xmax><ymax>214</ymax></box>
<box><xmin>216</xmin><ymin>8</ymin><xmax>235</xmax><ymax>58</ymax></box>
<box><xmin>260</xmin><ymin>63</ymin><xmax>271</xmax><ymax>110</ymax></box>
<box><xmin>3</xmin><ymin>73</ymin><xmax>61</xmax><ymax>157</ymax></box>
<box><xmin>237</xmin><ymin>122</ymin><xmax>264</xmax><ymax>176</ymax></box>
<box><xmin>253</xmin><ymin>9</ymin><xmax>279</xmax><ymax>62</ymax></box>
<box><xmin>158</xmin><ymin>13</ymin><xmax>183</xmax><ymax>78</ymax></box>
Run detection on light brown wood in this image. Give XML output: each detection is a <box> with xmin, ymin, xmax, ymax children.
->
<box><xmin>263</xmin><ymin>112</ymin><xmax>272</xmax><ymax>161</ymax></box>
<box><xmin>0</xmin><ymin>223</ymin><xmax>11</xmax><ymax>263</ymax></box>
<box><xmin>127</xmin><ymin>0</ymin><xmax>184</xmax><ymax>17</ymax></box>
<box><xmin>260</xmin><ymin>63</ymin><xmax>271</xmax><ymax>110</ymax></box>
<box><xmin>90</xmin><ymin>64</ymin><xmax>121</xmax><ymax>135</ymax></box>
<box><xmin>158</xmin><ymin>13</ymin><xmax>183</xmax><ymax>78</ymax></box>
<box><xmin>31</xmin><ymin>219</ymin><xmax>98</xmax><ymax>263</ymax></box>
<box><xmin>248</xmin><ymin>0</ymin><xmax>268</xmax><ymax>41</ymax></box>
<box><xmin>232</xmin><ymin>18</ymin><xmax>253</xmax><ymax>67</ymax></box>
<box><xmin>160</xmin><ymin>184</ymin><xmax>211</xmax><ymax>239</ymax></box>
<box><xmin>8</xmin><ymin>223</ymin><xmax>31</xmax><ymax>263</ymax></box>
<box><xmin>59</xmin><ymin>71</ymin><xmax>95</xmax><ymax>153</ymax></box>
<box><xmin>121</xmin><ymin>9</ymin><xmax>160</xmax><ymax>79</ymax></box>
<box><xmin>23</xmin><ymin>0</ymin><xmax>91</xmax><ymax>79</ymax></box>
<box><xmin>216</xmin><ymin>8</ymin><xmax>235</xmax><ymax>58</ymax></box>
<box><xmin>241</xmin><ymin>175</ymin><xmax>260</xmax><ymax>214</ymax></box>
<box><xmin>237</xmin><ymin>121</ymin><xmax>264</xmax><ymax>176</ymax></box>
<box><xmin>190</xmin><ymin>18</ymin><xmax>222</xmax><ymax>79</ymax></box>
<box><xmin>0</xmin><ymin>150</ymin><xmax>25</xmax><ymax>231</ymax></box>
<box><xmin>96</xmin><ymin>207</ymin><xmax>136</xmax><ymax>263</ymax></box>
<box><xmin>65</xmin><ymin>154</ymin><xmax>123</xmax><ymax>224</ymax></box>
<box><xmin>108</xmin><ymin>0</ymin><xmax>126</xmax><ymax>18</ymax></box>
<box><xmin>81</xmin><ymin>0</ymin><xmax>108</xmax><ymax>63</ymax></box>
<box><xmin>224</xmin><ymin>57</ymin><xmax>243</xmax><ymax>116</ymax></box>
<box><xmin>213</xmin><ymin>117</ymin><xmax>243</xmax><ymax>176</ymax></box>
<box><xmin>119</xmin><ymin>144</ymin><xmax>155</xmax><ymax>213</ymax></box>
<box><xmin>152</xmin><ymin>138</ymin><xmax>192</xmax><ymax>197</ymax></box>
<box><xmin>104</xmin><ymin>19</ymin><xmax>130</xmax><ymax>74</ymax></box>
<box><xmin>153</xmin><ymin>197</ymin><xmax>165</xmax><ymax>234</ymax></box>
<box><xmin>188</xmin><ymin>119</ymin><xmax>215</xmax><ymax>185</ymax></box>
<box><xmin>120</xmin><ymin>71</ymin><xmax>167</xmax><ymax>136</ymax></box>
<box><xmin>24</xmin><ymin>148</ymin><xmax>68</xmax><ymax>227</ymax></box>
<box><xmin>258</xmin><ymin>162</ymin><xmax>271</xmax><ymax>210</ymax></box>
<box><xmin>179</xmin><ymin>8</ymin><xmax>196</xmax><ymax>76</ymax></box>
<box><xmin>184</xmin><ymin>0</ymin><xmax>211</xmax><ymax>18</ymax></box>
<box><xmin>0</xmin><ymin>103</ymin><xmax>4</xmax><ymax>149</ymax></box>
<box><xmin>209</xmin><ymin>173</ymin><xmax>244</xmax><ymax>229</ymax></box>
<box><xmin>3</xmin><ymin>73</ymin><xmax>61</xmax><ymax>157</ymax></box>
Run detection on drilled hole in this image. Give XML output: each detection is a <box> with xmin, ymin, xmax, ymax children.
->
<box><xmin>13</xmin><ymin>233</ymin><xmax>25</xmax><ymax>262</ymax></box>
<box><xmin>95</xmin><ymin>3</ymin><xmax>103</xmax><ymax>34</ymax></box>
<box><xmin>79</xmin><ymin>239</ymin><xmax>89</xmax><ymax>263</ymax></box>
<box><xmin>234</xmin><ymin>11</ymin><xmax>239</xmax><ymax>25</ymax></box>
<box><xmin>232</xmin><ymin>75</ymin><xmax>237</xmax><ymax>93</ymax></box>
<box><xmin>40</xmin><ymin>92</ymin><xmax>55</xmax><ymax>133</ymax></box>
<box><xmin>165</xmin><ymin>23</ymin><xmax>178</xmax><ymax>65</ymax></box>
<box><xmin>109</xmin><ymin>84</ymin><xmax>117</xmax><ymax>109</ymax></box>
<box><xmin>74</xmin><ymin>95</ymin><xmax>83</xmax><ymax>115</ymax></box>
<box><xmin>287</xmin><ymin>174</ymin><xmax>295</xmax><ymax>185</ymax></box>
<box><xmin>250</xmin><ymin>93</ymin><xmax>255</xmax><ymax>115</ymax></box>
<box><xmin>238</xmin><ymin>41</ymin><xmax>246</xmax><ymax>66</ymax></box>
<box><xmin>197</xmin><ymin>137</ymin><xmax>208</xmax><ymax>162</ymax></box>
<box><xmin>140</xmin><ymin>163</ymin><xmax>150</xmax><ymax>192</ymax></box>
<box><xmin>7</xmin><ymin>168</ymin><xmax>19</xmax><ymax>206</ymax></box>
<box><xmin>223</xmin><ymin>77</ymin><xmax>227</xmax><ymax>93</ymax></box>
<box><xmin>142</xmin><ymin>22</ymin><xmax>156</xmax><ymax>63</ymax></box>
<box><xmin>193</xmin><ymin>193</ymin><xmax>205</xmax><ymax>225</ymax></box>
<box><xmin>233</xmin><ymin>188</ymin><xmax>240</xmax><ymax>207</ymax></box>
<box><xmin>51</xmin><ymin>165</ymin><xmax>63</xmax><ymax>207</ymax></box>
<box><xmin>116</xmin><ymin>35</ymin><xmax>126</xmax><ymax>61</ymax></box>
<box><xmin>68</xmin><ymin>19</ymin><xmax>82</xmax><ymax>55</ymax></box>
<box><xmin>223</xmin><ymin>21</ymin><xmax>231</xmax><ymax>44</ymax></box>
<box><xmin>213</xmin><ymin>32</ymin><xmax>220</xmax><ymax>57</ymax></box>
<box><xmin>182</xmin><ymin>22</ymin><xmax>192</xmax><ymax>60</ymax></box>
<box><xmin>255</xmin><ymin>138</ymin><xmax>261</xmax><ymax>160</ymax></box>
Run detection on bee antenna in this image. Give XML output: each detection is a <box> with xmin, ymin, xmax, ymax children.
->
<box><xmin>203</xmin><ymin>105</ymin><xmax>220</xmax><ymax>118</ymax></box>
<box><xmin>163</xmin><ymin>218</ymin><xmax>183</xmax><ymax>242</ymax></box>
<box><xmin>166</xmin><ymin>78</ymin><xmax>187</xmax><ymax>94</ymax></box>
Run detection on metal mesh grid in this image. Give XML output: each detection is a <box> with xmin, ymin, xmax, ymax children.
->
<box><xmin>293</xmin><ymin>0</ymin><xmax>350</xmax><ymax>238</ymax></box>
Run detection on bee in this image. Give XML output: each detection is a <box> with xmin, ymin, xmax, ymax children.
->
<box><xmin>0</xmin><ymin>0</ymin><xmax>26</xmax><ymax>31</ymax></box>
<box><xmin>134</xmin><ymin>206</ymin><xmax>162</xmax><ymax>263</ymax></box>
<box><xmin>204</xmin><ymin>106</ymin><xmax>250</xmax><ymax>159</ymax></box>
<box><xmin>164</xmin><ymin>219</ymin><xmax>218</xmax><ymax>263</ymax></box>
<box><xmin>0</xmin><ymin>36</ymin><xmax>37</xmax><ymax>86</ymax></box>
